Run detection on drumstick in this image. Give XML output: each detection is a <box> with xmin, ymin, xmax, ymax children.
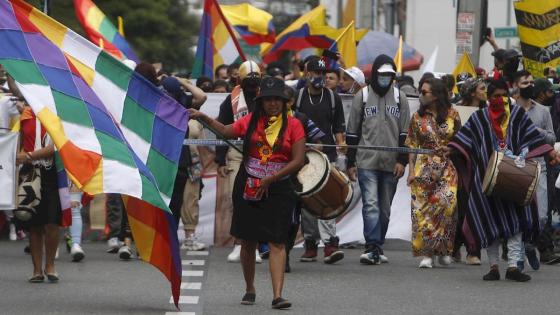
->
<box><xmin>182</xmin><ymin>139</ymin><xmax>434</xmax><ymax>155</ymax></box>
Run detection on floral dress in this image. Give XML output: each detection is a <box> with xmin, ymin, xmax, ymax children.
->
<box><xmin>405</xmin><ymin>108</ymin><xmax>461</xmax><ymax>257</ymax></box>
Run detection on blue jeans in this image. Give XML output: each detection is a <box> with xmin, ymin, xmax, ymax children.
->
<box><xmin>357</xmin><ymin>169</ymin><xmax>398</xmax><ymax>250</ymax></box>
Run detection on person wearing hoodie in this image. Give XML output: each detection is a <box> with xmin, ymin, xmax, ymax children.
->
<box><xmin>346</xmin><ymin>55</ymin><xmax>410</xmax><ymax>265</ymax></box>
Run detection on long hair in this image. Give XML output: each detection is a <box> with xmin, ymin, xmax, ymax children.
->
<box><xmin>242</xmin><ymin>98</ymin><xmax>289</xmax><ymax>162</ymax></box>
<box><xmin>418</xmin><ymin>78</ymin><xmax>451</xmax><ymax>125</ymax></box>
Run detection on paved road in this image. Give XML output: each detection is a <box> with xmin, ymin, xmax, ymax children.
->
<box><xmin>1</xmin><ymin>239</ymin><xmax>559</xmax><ymax>315</ymax></box>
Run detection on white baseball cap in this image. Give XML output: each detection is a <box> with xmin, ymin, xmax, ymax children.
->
<box><xmin>342</xmin><ymin>67</ymin><xmax>366</xmax><ymax>86</ymax></box>
<box><xmin>377</xmin><ymin>63</ymin><xmax>396</xmax><ymax>74</ymax></box>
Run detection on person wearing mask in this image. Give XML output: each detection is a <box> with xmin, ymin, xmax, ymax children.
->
<box><xmin>188</xmin><ymin>77</ymin><xmax>305</xmax><ymax>309</ymax></box>
<box><xmin>227</xmin><ymin>63</ymin><xmax>241</xmax><ymax>86</ymax></box>
<box><xmin>340</xmin><ymin>67</ymin><xmax>366</xmax><ymax>95</ymax></box>
<box><xmin>517</xmin><ymin>75</ymin><xmax>560</xmax><ymax>267</ymax></box>
<box><xmin>214</xmin><ymin>60</ymin><xmax>263</xmax><ymax>264</ymax></box>
<box><xmin>406</xmin><ymin>78</ymin><xmax>460</xmax><ymax>268</ymax></box>
<box><xmin>346</xmin><ymin>55</ymin><xmax>410</xmax><ymax>265</ymax></box>
<box><xmin>325</xmin><ymin>69</ymin><xmax>341</xmax><ymax>92</ymax></box>
<box><xmin>160</xmin><ymin>75</ymin><xmax>208</xmax><ymax>251</ymax></box>
<box><xmin>294</xmin><ymin>58</ymin><xmax>346</xmax><ymax>264</ymax></box>
<box><xmin>283</xmin><ymin>86</ymin><xmax>325</xmax><ymax>272</ymax></box>
<box><xmin>266</xmin><ymin>62</ymin><xmax>286</xmax><ymax>81</ymax></box>
<box><xmin>447</xmin><ymin>79</ymin><xmax>560</xmax><ymax>282</ymax></box>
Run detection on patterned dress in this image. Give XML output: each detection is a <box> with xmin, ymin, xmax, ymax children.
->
<box><xmin>405</xmin><ymin>108</ymin><xmax>461</xmax><ymax>256</ymax></box>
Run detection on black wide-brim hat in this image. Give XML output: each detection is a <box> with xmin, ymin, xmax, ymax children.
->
<box><xmin>255</xmin><ymin>77</ymin><xmax>289</xmax><ymax>101</ymax></box>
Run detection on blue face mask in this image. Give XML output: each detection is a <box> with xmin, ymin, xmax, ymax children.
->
<box><xmin>310</xmin><ymin>76</ymin><xmax>326</xmax><ymax>89</ymax></box>
<box><xmin>377</xmin><ymin>76</ymin><xmax>393</xmax><ymax>88</ymax></box>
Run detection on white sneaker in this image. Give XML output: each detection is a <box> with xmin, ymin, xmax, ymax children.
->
<box><xmin>255</xmin><ymin>250</ymin><xmax>262</xmax><ymax>264</ymax></box>
<box><xmin>118</xmin><ymin>245</ymin><xmax>132</xmax><ymax>260</ymax></box>
<box><xmin>380</xmin><ymin>254</ymin><xmax>389</xmax><ymax>263</ymax></box>
<box><xmin>107</xmin><ymin>237</ymin><xmax>121</xmax><ymax>253</ymax></box>
<box><xmin>70</xmin><ymin>243</ymin><xmax>85</xmax><ymax>262</ymax></box>
<box><xmin>419</xmin><ymin>256</ymin><xmax>433</xmax><ymax>268</ymax></box>
<box><xmin>182</xmin><ymin>234</ymin><xmax>206</xmax><ymax>251</ymax></box>
<box><xmin>9</xmin><ymin>224</ymin><xmax>17</xmax><ymax>241</ymax></box>
<box><xmin>227</xmin><ymin>245</ymin><xmax>241</xmax><ymax>262</ymax></box>
<box><xmin>438</xmin><ymin>255</ymin><xmax>452</xmax><ymax>266</ymax></box>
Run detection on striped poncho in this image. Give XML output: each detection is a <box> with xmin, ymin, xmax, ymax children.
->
<box><xmin>449</xmin><ymin>104</ymin><xmax>552</xmax><ymax>248</ymax></box>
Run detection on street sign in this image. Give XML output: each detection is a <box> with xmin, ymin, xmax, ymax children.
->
<box><xmin>494</xmin><ymin>27</ymin><xmax>518</xmax><ymax>38</ymax></box>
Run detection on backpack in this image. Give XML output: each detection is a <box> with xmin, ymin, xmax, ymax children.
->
<box><xmin>295</xmin><ymin>88</ymin><xmax>336</xmax><ymax>119</ymax></box>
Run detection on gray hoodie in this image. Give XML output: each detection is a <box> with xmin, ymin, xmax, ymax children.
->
<box><xmin>346</xmin><ymin>85</ymin><xmax>410</xmax><ymax>172</ymax></box>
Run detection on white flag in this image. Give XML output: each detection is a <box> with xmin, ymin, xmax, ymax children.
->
<box><xmin>0</xmin><ymin>132</ymin><xmax>18</xmax><ymax>210</ymax></box>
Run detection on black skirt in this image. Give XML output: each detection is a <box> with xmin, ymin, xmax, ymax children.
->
<box><xmin>231</xmin><ymin>166</ymin><xmax>297</xmax><ymax>244</ymax></box>
<box><xmin>27</xmin><ymin>166</ymin><xmax>62</xmax><ymax>228</ymax></box>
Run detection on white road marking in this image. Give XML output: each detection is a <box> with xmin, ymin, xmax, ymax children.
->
<box><xmin>169</xmin><ymin>296</ymin><xmax>199</xmax><ymax>304</ymax></box>
<box><xmin>182</xmin><ymin>270</ymin><xmax>204</xmax><ymax>277</ymax></box>
<box><xmin>182</xmin><ymin>260</ymin><xmax>205</xmax><ymax>266</ymax></box>
<box><xmin>181</xmin><ymin>282</ymin><xmax>202</xmax><ymax>290</ymax></box>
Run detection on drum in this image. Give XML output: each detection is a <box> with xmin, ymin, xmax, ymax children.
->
<box><xmin>296</xmin><ymin>149</ymin><xmax>353</xmax><ymax>220</ymax></box>
<box><xmin>482</xmin><ymin>151</ymin><xmax>541</xmax><ymax>206</ymax></box>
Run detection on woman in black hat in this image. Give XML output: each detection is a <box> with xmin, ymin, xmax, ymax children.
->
<box><xmin>188</xmin><ymin>77</ymin><xmax>305</xmax><ymax>309</ymax></box>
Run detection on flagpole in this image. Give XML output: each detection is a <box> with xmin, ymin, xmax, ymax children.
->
<box><xmin>328</xmin><ymin>20</ymin><xmax>354</xmax><ymax>50</ymax></box>
<box><xmin>213</xmin><ymin>0</ymin><xmax>247</xmax><ymax>61</ymax></box>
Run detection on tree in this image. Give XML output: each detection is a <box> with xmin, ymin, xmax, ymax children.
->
<box><xmin>27</xmin><ymin>0</ymin><xmax>199</xmax><ymax>72</ymax></box>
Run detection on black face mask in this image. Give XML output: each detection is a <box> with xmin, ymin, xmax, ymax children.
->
<box><xmin>519</xmin><ymin>85</ymin><xmax>534</xmax><ymax>99</ymax></box>
<box><xmin>543</xmin><ymin>96</ymin><xmax>554</xmax><ymax>107</ymax></box>
<box><xmin>242</xmin><ymin>77</ymin><xmax>260</xmax><ymax>91</ymax></box>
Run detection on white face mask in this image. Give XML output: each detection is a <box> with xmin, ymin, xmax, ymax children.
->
<box><xmin>377</xmin><ymin>76</ymin><xmax>392</xmax><ymax>88</ymax></box>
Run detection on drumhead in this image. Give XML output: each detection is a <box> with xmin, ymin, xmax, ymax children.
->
<box><xmin>482</xmin><ymin>151</ymin><xmax>501</xmax><ymax>195</ymax></box>
<box><xmin>297</xmin><ymin>149</ymin><xmax>330</xmax><ymax>196</ymax></box>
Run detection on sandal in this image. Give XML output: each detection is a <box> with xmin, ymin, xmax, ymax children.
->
<box><xmin>271</xmin><ymin>297</ymin><xmax>291</xmax><ymax>309</ymax></box>
<box><xmin>28</xmin><ymin>275</ymin><xmax>44</xmax><ymax>283</ymax></box>
<box><xmin>241</xmin><ymin>292</ymin><xmax>256</xmax><ymax>305</ymax></box>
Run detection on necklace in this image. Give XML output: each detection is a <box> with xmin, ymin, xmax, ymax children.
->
<box><xmin>308</xmin><ymin>88</ymin><xmax>323</xmax><ymax>106</ymax></box>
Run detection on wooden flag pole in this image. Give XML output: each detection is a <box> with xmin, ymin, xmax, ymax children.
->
<box><xmin>213</xmin><ymin>0</ymin><xmax>247</xmax><ymax>61</ymax></box>
<box><xmin>328</xmin><ymin>20</ymin><xmax>354</xmax><ymax>50</ymax></box>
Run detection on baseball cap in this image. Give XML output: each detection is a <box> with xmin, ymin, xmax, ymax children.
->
<box><xmin>342</xmin><ymin>67</ymin><xmax>366</xmax><ymax>86</ymax></box>
<box><xmin>377</xmin><ymin>63</ymin><xmax>396</xmax><ymax>74</ymax></box>
<box><xmin>307</xmin><ymin>58</ymin><xmax>327</xmax><ymax>72</ymax></box>
<box><xmin>491</xmin><ymin>48</ymin><xmax>507</xmax><ymax>60</ymax></box>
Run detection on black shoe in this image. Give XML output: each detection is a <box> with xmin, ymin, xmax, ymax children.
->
<box><xmin>24</xmin><ymin>245</ymin><xmax>30</xmax><ymax>254</ymax></box>
<box><xmin>505</xmin><ymin>268</ymin><xmax>531</xmax><ymax>282</ymax></box>
<box><xmin>540</xmin><ymin>251</ymin><xmax>560</xmax><ymax>265</ymax></box>
<box><xmin>525</xmin><ymin>248</ymin><xmax>540</xmax><ymax>270</ymax></box>
<box><xmin>271</xmin><ymin>297</ymin><xmax>291</xmax><ymax>309</ymax></box>
<box><xmin>241</xmin><ymin>292</ymin><xmax>256</xmax><ymax>305</ymax></box>
<box><xmin>483</xmin><ymin>268</ymin><xmax>500</xmax><ymax>281</ymax></box>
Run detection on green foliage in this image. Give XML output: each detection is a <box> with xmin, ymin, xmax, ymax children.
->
<box><xmin>26</xmin><ymin>0</ymin><xmax>199</xmax><ymax>72</ymax></box>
